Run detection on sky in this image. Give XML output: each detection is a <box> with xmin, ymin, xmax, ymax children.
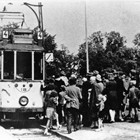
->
<box><xmin>1</xmin><ymin>0</ymin><xmax>140</xmax><ymax>54</ymax></box>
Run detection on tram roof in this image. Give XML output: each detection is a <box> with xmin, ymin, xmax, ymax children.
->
<box><xmin>14</xmin><ymin>29</ymin><xmax>33</xmax><ymax>33</ymax></box>
<box><xmin>0</xmin><ymin>43</ymin><xmax>45</xmax><ymax>52</ymax></box>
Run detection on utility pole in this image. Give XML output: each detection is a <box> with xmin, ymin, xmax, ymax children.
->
<box><xmin>85</xmin><ymin>0</ymin><xmax>89</xmax><ymax>73</ymax></box>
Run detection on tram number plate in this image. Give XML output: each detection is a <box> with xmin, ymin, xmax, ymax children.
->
<box><xmin>3</xmin><ymin>30</ymin><xmax>8</xmax><ymax>38</ymax></box>
<box><xmin>37</xmin><ymin>31</ymin><xmax>43</xmax><ymax>40</ymax></box>
<box><xmin>21</xmin><ymin>88</ymin><xmax>27</xmax><ymax>92</ymax></box>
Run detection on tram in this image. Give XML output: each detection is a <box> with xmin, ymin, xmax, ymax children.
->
<box><xmin>0</xmin><ymin>4</ymin><xmax>45</xmax><ymax>120</ymax></box>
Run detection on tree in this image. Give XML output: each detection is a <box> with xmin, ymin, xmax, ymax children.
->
<box><xmin>43</xmin><ymin>31</ymin><xmax>56</xmax><ymax>52</ymax></box>
<box><xmin>77</xmin><ymin>30</ymin><xmax>136</xmax><ymax>75</ymax></box>
<box><xmin>133</xmin><ymin>33</ymin><xmax>140</xmax><ymax>49</ymax></box>
<box><xmin>89</xmin><ymin>31</ymin><xmax>104</xmax><ymax>49</ymax></box>
<box><xmin>105</xmin><ymin>31</ymin><xmax>126</xmax><ymax>53</ymax></box>
<box><xmin>42</xmin><ymin>35</ymin><xmax>77</xmax><ymax>77</ymax></box>
<box><xmin>54</xmin><ymin>45</ymin><xmax>78</xmax><ymax>77</ymax></box>
<box><xmin>104</xmin><ymin>31</ymin><xmax>127</xmax><ymax>71</ymax></box>
<box><xmin>78</xmin><ymin>31</ymin><xmax>106</xmax><ymax>75</ymax></box>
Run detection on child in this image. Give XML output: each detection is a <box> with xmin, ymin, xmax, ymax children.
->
<box><xmin>96</xmin><ymin>94</ymin><xmax>106</xmax><ymax>130</ymax></box>
<box><xmin>44</xmin><ymin>90</ymin><xmax>59</xmax><ymax>135</ymax></box>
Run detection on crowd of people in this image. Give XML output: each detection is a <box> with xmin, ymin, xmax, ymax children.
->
<box><xmin>42</xmin><ymin>70</ymin><xmax>140</xmax><ymax>135</ymax></box>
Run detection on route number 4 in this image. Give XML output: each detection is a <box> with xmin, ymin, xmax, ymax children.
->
<box><xmin>2</xmin><ymin>30</ymin><xmax>8</xmax><ymax>39</ymax></box>
<box><xmin>45</xmin><ymin>53</ymin><xmax>54</xmax><ymax>62</ymax></box>
<box><xmin>37</xmin><ymin>31</ymin><xmax>43</xmax><ymax>40</ymax></box>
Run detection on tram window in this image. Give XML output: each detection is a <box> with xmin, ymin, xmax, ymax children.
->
<box><xmin>34</xmin><ymin>52</ymin><xmax>43</xmax><ymax>80</ymax></box>
<box><xmin>17</xmin><ymin>52</ymin><xmax>31</xmax><ymax>79</ymax></box>
<box><xmin>4</xmin><ymin>52</ymin><xmax>14</xmax><ymax>79</ymax></box>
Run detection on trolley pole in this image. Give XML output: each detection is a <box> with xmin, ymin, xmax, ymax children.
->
<box><xmin>23</xmin><ymin>2</ymin><xmax>43</xmax><ymax>31</ymax></box>
<box><xmin>23</xmin><ymin>2</ymin><xmax>45</xmax><ymax>80</ymax></box>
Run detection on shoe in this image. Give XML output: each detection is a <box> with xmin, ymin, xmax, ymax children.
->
<box><xmin>79</xmin><ymin>124</ymin><xmax>83</xmax><ymax>129</ymax></box>
<box><xmin>44</xmin><ymin>130</ymin><xmax>51</xmax><ymax>136</ymax></box>
<box><xmin>110</xmin><ymin>120</ymin><xmax>115</xmax><ymax>123</ymax></box>
<box><xmin>118</xmin><ymin>118</ymin><xmax>124</xmax><ymax>122</ymax></box>
<box><xmin>130</xmin><ymin>118</ymin><xmax>135</xmax><ymax>123</ymax></box>
<box><xmin>91</xmin><ymin>126</ymin><xmax>98</xmax><ymax>129</ymax></box>
<box><xmin>44</xmin><ymin>132</ymin><xmax>51</xmax><ymax>136</ymax></box>
<box><xmin>68</xmin><ymin>130</ymin><xmax>72</xmax><ymax>134</ymax></box>
<box><xmin>74</xmin><ymin>128</ymin><xmax>79</xmax><ymax>131</ymax></box>
<box><xmin>56</xmin><ymin>125</ymin><xmax>62</xmax><ymax>130</ymax></box>
<box><xmin>94</xmin><ymin>128</ymin><xmax>103</xmax><ymax>132</ymax></box>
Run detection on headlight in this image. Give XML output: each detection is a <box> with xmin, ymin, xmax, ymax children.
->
<box><xmin>19</xmin><ymin>96</ymin><xmax>28</xmax><ymax>106</ymax></box>
<box><xmin>15</xmin><ymin>83</ymin><xmax>18</xmax><ymax>87</ymax></box>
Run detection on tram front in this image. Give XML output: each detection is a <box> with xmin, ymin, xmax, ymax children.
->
<box><xmin>0</xmin><ymin>28</ymin><xmax>45</xmax><ymax>120</ymax></box>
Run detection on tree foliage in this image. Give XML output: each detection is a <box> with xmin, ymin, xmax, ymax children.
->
<box><xmin>43</xmin><ymin>34</ymin><xmax>77</xmax><ymax>77</ymax></box>
<box><xmin>35</xmin><ymin>29</ymin><xmax>140</xmax><ymax>77</ymax></box>
<box><xmin>43</xmin><ymin>30</ymin><xmax>56</xmax><ymax>52</ymax></box>
<box><xmin>78</xmin><ymin>30</ymin><xmax>139</xmax><ymax>76</ymax></box>
<box><xmin>133</xmin><ymin>33</ymin><xmax>140</xmax><ymax>49</ymax></box>
<box><xmin>105</xmin><ymin>31</ymin><xmax>126</xmax><ymax>53</ymax></box>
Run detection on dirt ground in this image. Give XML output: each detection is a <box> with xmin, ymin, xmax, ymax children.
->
<box><xmin>49</xmin><ymin>121</ymin><xmax>140</xmax><ymax>140</ymax></box>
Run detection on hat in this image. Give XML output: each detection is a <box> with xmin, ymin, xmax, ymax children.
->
<box><xmin>96</xmin><ymin>74</ymin><xmax>102</xmax><ymax>81</ymax></box>
<box><xmin>93</xmin><ymin>70</ymin><xmax>99</xmax><ymax>76</ymax></box>
<box><xmin>90</xmin><ymin>76</ymin><xmax>96</xmax><ymax>83</ymax></box>
<box><xmin>50</xmin><ymin>90</ymin><xmax>58</xmax><ymax>98</ymax></box>
<box><xmin>109</xmin><ymin>74</ymin><xmax>114</xmax><ymax>80</ymax></box>
<box><xmin>82</xmin><ymin>77</ymin><xmax>87</xmax><ymax>82</ymax></box>
<box><xmin>71</xmin><ymin>74</ymin><xmax>77</xmax><ymax>78</ymax></box>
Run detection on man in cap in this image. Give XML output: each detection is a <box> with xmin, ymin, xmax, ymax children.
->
<box><xmin>65</xmin><ymin>77</ymin><xmax>82</xmax><ymax>134</ymax></box>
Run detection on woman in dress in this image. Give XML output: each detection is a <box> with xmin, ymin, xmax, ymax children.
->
<box><xmin>105</xmin><ymin>74</ymin><xmax>119</xmax><ymax>123</ymax></box>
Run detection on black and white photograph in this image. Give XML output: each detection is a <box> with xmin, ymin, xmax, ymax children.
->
<box><xmin>0</xmin><ymin>0</ymin><xmax>140</xmax><ymax>140</ymax></box>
